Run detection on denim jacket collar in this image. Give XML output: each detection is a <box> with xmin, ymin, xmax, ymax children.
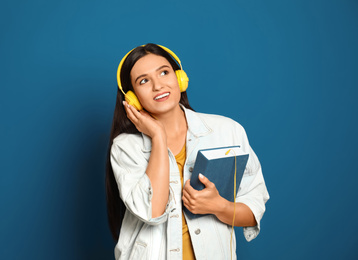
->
<box><xmin>141</xmin><ymin>105</ymin><xmax>212</xmax><ymax>152</ymax></box>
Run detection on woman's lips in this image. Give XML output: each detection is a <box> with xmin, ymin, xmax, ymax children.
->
<box><xmin>154</xmin><ymin>92</ymin><xmax>170</xmax><ymax>101</ymax></box>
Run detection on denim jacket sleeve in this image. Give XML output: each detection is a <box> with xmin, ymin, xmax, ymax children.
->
<box><xmin>110</xmin><ymin>134</ymin><xmax>173</xmax><ymax>225</ymax></box>
<box><xmin>235</xmin><ymin>125</ymin><xmax>270</xmax><ymax>242</ymax></box>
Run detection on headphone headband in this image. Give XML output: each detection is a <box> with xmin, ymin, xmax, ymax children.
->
<box><xmin>116</xmin><ymin>44</ymin><xmax>183</xmax><ymax>94</ymax></box>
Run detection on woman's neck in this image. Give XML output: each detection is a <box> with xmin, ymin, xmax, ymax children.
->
<box><xmin>154</xmin><ymin>105</ymin><xmax>187</xmax><ymax>136</ymax></box>
<box><xmin>151</xmin><ymin>105</ymin><xmax>187</xmax><ymax>156</ymax></box>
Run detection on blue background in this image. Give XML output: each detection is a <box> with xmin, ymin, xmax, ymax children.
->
<box><xmin>1</xmin><ymin>0</ymin><xmax>357</xmax><ymax>259</ymax></box>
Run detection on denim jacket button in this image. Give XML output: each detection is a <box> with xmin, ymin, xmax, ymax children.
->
<box><xmin>189</xmin><ymin>167</ymin><xmax>193</xmax><ymax>172</ymax></box>
<box><xmin>195</xmin><ymin>229</ymin><xmax>201</xmax><ymax>235</ymax></box>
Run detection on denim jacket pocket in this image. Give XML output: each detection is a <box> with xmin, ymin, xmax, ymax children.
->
<box><xmin>129</xmin><ymin>241</ymin><xmax>147</xmax><ymax>260</ymax></box>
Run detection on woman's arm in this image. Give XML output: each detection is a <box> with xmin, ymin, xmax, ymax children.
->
<box><xmin>124</xmin><ymin>102</ymin><xmax>170</xmax><ymax>218</ymax></box>
<box><xmin>146</xmin><ymin>134</ymin><xmax>170</xmax><ymax>218</ymax></box>
<box><xmin>182</xmin><ymin>174</ymin><xmax>256</xmax><ymax>227</ymax></box>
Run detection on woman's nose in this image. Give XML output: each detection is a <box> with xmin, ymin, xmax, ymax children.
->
<box><xmin>152</xmin><ymin>78</ymin><xmax>163</xmax><ymax>91</ymax></box>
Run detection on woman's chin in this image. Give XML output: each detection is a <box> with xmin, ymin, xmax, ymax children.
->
<box><xmin>145</xmin><ymin>102</ymin><xmax>181</xmax><ymax>117</ymax></box>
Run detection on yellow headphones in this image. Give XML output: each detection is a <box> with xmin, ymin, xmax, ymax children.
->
<box><xmin>117</xmin><ymin>45</ymin><xmax>189</xmax><ymax>111</ymax></box>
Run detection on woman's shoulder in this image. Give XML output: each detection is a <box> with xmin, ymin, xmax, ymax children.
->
<box><xmin>112</xmin><ymin>132</ymin><xmax>143</xmax><ymax>147</ymax></box>
<box><xmin>111</xmin><ymin>133</ymin><xmax>149</xmax><ymax>161</ymax></box>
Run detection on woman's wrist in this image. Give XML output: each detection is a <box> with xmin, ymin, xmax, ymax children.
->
<box><xmin>213</xmin><ymin>196</ymin><xmax>229</xmax><ymax>217</ymax></box>
<box><xmin>151</xmin><ymin>131</ymin><xmax>167</xmax><ymax>148</ymax></box>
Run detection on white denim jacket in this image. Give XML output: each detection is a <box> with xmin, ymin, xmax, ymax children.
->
<box><xmin>111</xmin><ymin>106</ymin><xmax>269</xmax><ymax>260</ymax></box>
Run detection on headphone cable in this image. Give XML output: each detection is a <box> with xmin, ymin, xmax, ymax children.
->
<box><xmin>225</xmin><ymin>149</ymin><xmax>237</xmax><ymax>260</ymax></box>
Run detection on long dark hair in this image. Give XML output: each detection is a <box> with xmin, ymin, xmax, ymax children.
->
<box><xmin>105</xmin><ymin>43</ymin><xmax>194</xmax><ymax>241</ymax></box>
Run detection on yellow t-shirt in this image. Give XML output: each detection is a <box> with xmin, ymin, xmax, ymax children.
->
<box><xmin>175</xmin><ymin>144</ymin><xmax>196</xmax><ymax>260</ymax></box>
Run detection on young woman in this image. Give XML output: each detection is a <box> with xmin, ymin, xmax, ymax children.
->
<box><xmin>106</xmin><ymin>43</ymin><xmax>269</xmax><ymax>260</ymax></box>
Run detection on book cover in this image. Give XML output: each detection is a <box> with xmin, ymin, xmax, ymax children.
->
<box><xmin>184</xmin><ymin>146</ymin><xmax>249</xmax><ymax>219</ymax></box>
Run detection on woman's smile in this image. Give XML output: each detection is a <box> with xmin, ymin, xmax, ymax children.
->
<box><xmin>154</xmin><ymin>92</ymin><xmax>170</xmax><ymax>101</ymax></box>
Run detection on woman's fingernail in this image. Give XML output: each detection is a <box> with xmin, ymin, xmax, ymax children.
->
<box><xmin>122</xmin><ymin>101</ymin><xmax>125</xmax><ymax>106</ymax></box>
<box><xmin>199</xmin><ymin>173</ymin><xmax>204</xmax><ymax>179</ymax></box>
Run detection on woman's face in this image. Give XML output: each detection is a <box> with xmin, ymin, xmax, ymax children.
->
<box><xmin>130</xmin><ymin>53</ymin><xmax>181</xmax><ymax>115</ymax></box>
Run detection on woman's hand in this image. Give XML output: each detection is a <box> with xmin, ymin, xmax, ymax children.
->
<box><xmin>182</xmin><ymin>174</ymin><xmax>225</xmax><ymax>215</ymax></box>
<box><xmin>183</xmin><ymin>174</ymin><xmax>257</xmax><ymax>226</ymax></box>
<box><xmin>123</xmin><ymin>101</ymin><xmax>165</xmax><ymax>139</ymax></box>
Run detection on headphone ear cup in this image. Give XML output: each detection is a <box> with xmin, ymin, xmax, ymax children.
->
<box><xmin>125</xmin><ymin>91</ymin><xmax>143</xmax><ymax>111</ymax></box>
<box><xmin>175</xmin><ymin>70</ymin><xmax>189</xmax><ymax>92</ymax></box>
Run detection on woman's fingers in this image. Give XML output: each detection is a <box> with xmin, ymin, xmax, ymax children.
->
<box><xmin>124</xmin><ymin>101</ymin><xmax>139</xmax><ymax>119</ymax></box>
<box><xmin>123</xmin><ymin>101</ymin><xmax>165</xmax><ymax>138</ymax></box>
<box><xmin>182</xmin><ymin>192</ymin><xmax>189</xmax><ymax>206</ymax></box>
<box><xmin>123</xmin><ymin>101</ymin><xmax>147</xmax><ymax>127</ymax></box>
<box><xmin>124</xmin><ymin>105</ymin><xmax>136</xmax><ymax>123</ymax></box>
<box><xmin>182</xmin><ymin>177</ymin><xmax>222</xmax><ymax>215</ymax></box>
<box><xmin>182</xmin><ymin>180</ymin><xmax>199</xmax><ymax>211</ymax></box>
<box><xmin>182</xmin><ymin>186</ymin><xmax>193</xmax><ymax>201</ymax></box>
<box><xmin>198</xmin><ymin>174</ymin><xmax>216</xmax><ymax>189</ymax></box>
<box><xmin>182</xmin><ymin>189</ymin><xmax>194</xmax><ymax>212</ymax></box>
<box><xmin>183</xmin><ymin>179</ymin><xmax>196</xmax><ymax>194</ymax></box>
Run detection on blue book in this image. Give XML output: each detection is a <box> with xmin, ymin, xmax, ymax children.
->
<box><xmin>184</xmin><ymin>146</ymin><xmax>249</xmax><ymax>219</ymax></box>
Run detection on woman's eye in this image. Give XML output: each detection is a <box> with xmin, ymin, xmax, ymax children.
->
<box><xmin>160</xmin><ymin>70</ymin><xmax>169</xmax><ymax>76</ymax></box>
<box><xmin>139</xmin><ymin>78</ymin><xmax>148</xmax><ymax>85</ymax></box>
